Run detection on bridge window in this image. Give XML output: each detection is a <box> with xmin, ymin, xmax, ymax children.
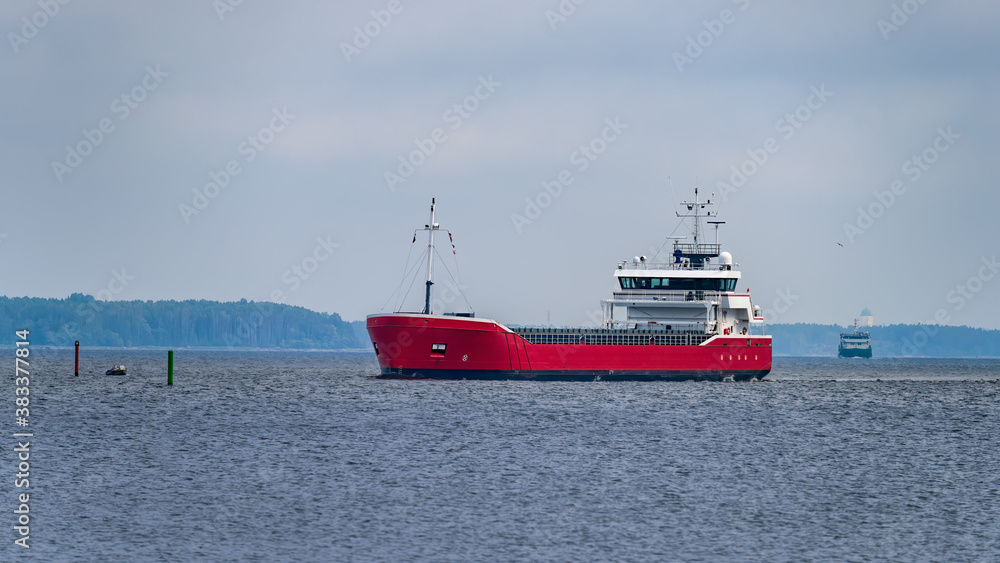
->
<box><xmin>618</xmin><ymin>277</ymin><xmax>737</xmax><ymax>291</ymax></box>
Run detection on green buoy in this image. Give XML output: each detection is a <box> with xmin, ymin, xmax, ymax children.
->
<box><xmin>167</xmin><ymin>350</ymin><xmax>173</xmax><ymax>385</ymax></box>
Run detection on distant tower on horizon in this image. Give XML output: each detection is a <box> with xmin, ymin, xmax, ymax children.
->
<box><xmin>858</xmin><ymin>306</ymin><xmax>874</xmax><ymax>327</ymax></box>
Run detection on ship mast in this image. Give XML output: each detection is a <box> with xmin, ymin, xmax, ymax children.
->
<box><xmin>677</xmin><ymin>187</ymin><xmax>711</xmax><ymax>245</ymax></box>
<box><xmin>693</xmin><ymin>187</ymin><xmax>701</xmax><ymax>247</ymax></box>
<box><xmin>422</xmin><ymin>198</ymin><xmax>439</xmax><ymax>315</ymax></box>
<box><xmin>675</xmin><ymin>187</ymin><xmax>720</xmax><ymax>265</ymax></box>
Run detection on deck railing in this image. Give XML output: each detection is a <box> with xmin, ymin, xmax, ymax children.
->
<box><xmin>610</xmin><ymin>290</ymin><xmax>723</xmax><ymax>303</ymax></box>
<box><xmin>617</xmin><ymin>251</ymin><xmax>739</xmax><ymax>272</ymax></box>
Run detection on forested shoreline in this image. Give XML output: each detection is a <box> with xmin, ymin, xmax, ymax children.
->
<box><xmin>769</xmin><ymin>323</ymin><xmax>1000</xmax><ymax>357</ymax></box>
<box><xmin>0</xmin><ymin>294</ymin><xmax>366</xmax><ymax>349</ymax></box>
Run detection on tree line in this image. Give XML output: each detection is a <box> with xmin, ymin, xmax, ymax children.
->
<box><xmin>769</xmin><ymin>323</ymin><xmax>1000</xmax><ymax>357</ymax></box>
<box><xmin>0</xmin><ymin>294</ymin><xmax>367</xmax><ymax>349</ymax></box>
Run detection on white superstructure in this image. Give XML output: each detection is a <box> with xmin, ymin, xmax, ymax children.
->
<box><xmin>599</xmin><ymin>188</ymin><xmax>765</xmax><ymax>336</ymax></box>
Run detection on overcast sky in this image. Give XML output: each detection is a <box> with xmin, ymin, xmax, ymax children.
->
<box><xmin>2</xmin><ymin>1</ymin><xmax>998</xmax><ymax>329</ymax></box>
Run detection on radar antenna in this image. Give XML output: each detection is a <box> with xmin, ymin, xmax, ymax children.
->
<box><xmin>674</xmin><ymin>187</ymin><xmax>722</xmax><ymax>265</ymax></box>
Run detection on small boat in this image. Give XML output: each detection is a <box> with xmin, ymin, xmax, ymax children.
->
<box><xmin>106</xmin><ymin>365</ymin><xmax>127</xmax><ymax>376</ymax></box>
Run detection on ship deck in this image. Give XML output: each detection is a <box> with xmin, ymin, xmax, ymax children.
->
<box><xmin>511</xmin><ymin>327</ymin><xmax>716</xmax><ymax>346</ymax></box>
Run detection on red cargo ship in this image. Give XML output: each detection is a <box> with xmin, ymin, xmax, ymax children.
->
<box><xmin>367</xmin><ymin>190</ymin><xmax>771</xmax><ymax>381</ymax></box>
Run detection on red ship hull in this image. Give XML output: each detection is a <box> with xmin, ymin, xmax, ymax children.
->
<box><xmin>367</xmin><ymin>314</ymin><xmax>772</xmax><ymax>381</ymax></box>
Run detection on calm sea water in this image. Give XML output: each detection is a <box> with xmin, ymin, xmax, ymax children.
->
<box><xmin>6</xmin><ymin>349</ymin><xmax>1000</xmax><ymax>561</ymax></box>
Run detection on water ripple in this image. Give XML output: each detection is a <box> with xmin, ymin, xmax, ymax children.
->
<box><xmin>12</xmin><ymin>350</ymin><xmax>1000</xmax><ymax>561</ymax></box>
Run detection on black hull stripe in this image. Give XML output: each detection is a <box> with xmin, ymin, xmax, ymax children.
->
<box><xmin>378</xmin><ymin>368</ymin><xmax>770</xmax><ymax>382</ymax></box>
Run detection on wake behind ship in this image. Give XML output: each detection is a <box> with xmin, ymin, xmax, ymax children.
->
<box><xmin>367</xmin><ymin>190</ymin><xmax>772</xmax><ymax>381</ymax></box>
